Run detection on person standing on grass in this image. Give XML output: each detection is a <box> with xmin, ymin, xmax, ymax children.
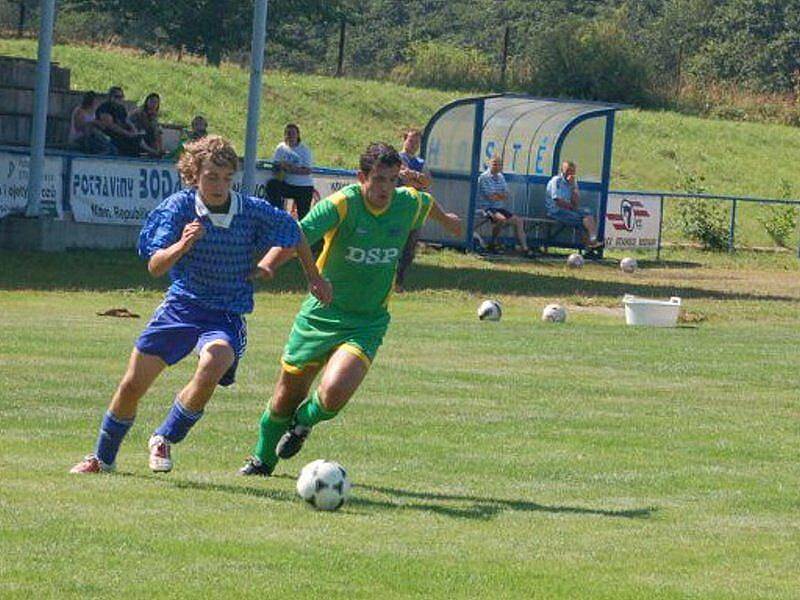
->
<box><xmin>394</xmin><ymin>127</ymin><xmax>433</xmax><ymax>293</ymax></box>
<box><xmin>238</xmin><ymin>142</ymin><xmax>461</xmax><ymax>477</ymax></box>
<box><xmin>70</xmin><ymin>135</ymin><xmax>332</xmax><ymax>475</ymax></box>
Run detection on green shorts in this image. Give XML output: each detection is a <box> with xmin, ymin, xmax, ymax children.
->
<box><xmin>281</xmin><ymin>308</ymin><xmax>389</xmax><ymax>374</ymax></box>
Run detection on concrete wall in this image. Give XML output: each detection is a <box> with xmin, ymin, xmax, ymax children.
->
<box><xmin>0</xmin><ymin>55</ymin><xmax>73</xmax><ymax>148</ymax></box>
<box><xmin>0</xmin><ymin>214</ymin><xmax>140</xmax><ymax>251</ymax></box>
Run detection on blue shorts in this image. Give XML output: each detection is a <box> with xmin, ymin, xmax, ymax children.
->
<box><xmin>135</xmin><ymin>297</ymin><xmax>247</xmax><ymax>386</ymax></box>
<box><xmin>548</xmin><ymin>207</ymin><xmax>592</xmax><ymax>228</ymax></box>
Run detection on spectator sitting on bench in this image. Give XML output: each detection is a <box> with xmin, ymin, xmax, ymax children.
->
<box><xmin>129</xmin><ymin>92</ymin><xmax>165</xmax><ymax>158</ymax></box>
<box><xmin>546</xmin><ymin>161</ymin><xmax>602</xmax><ymax>249</ymax></box>
<box><xmin>166</xmin><ymin>116</ymin><xmax>208</xmax><ymax>161</ymax></box>
<box><xmin>95</xmin><ymin>86</ymin><xmax>145</xmax><ymax>157</ymax></box>
<box><xmin>477</xmin><ymin>155</ymin><xmax>531</xmax><ymax>256</ymax></box>
<box><xmin>188</xmin><ymin>115</ymin><xmax>208</xmax><ymax>141</ymax></box>
<box><xmin>69</xmin><ymin>91</ymin><xmax>115</xmax><ymax>155</ymax></box>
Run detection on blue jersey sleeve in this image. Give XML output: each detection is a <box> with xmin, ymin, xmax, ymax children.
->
<box><xmin>252</xmin><ymin>200</ymin><xmax>301</xmax><ymax>253</ymax></box>
<box><xmin>137</xmin><ymin>201</ymin><xmax>184</xmax><ymax>260</ymax></box>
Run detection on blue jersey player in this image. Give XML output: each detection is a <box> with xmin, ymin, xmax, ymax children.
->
<box><xmin>71</xmin><ymin>135</ymin><xmax>332</xmax><ymax>474</ymax></box>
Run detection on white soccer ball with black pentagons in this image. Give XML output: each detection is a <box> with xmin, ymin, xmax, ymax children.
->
<box><xmin>477</xmin><ymin>299</ymin><xmax>502</xmax><ymax>321</ymax></box>
<box><xmin>296</xmin><ymin>459</ymin><xmax>352</xmax><ymax>511</ymax></box>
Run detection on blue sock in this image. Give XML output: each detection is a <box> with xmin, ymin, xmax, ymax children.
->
<box><xmin>154</xmin><ymin>397</ymin><xmax>204</xmax><ymax>443</ymax></box>
<box><xmin>94</xmin><ymin>411</ymin><xmax>134</xmax><ymax>466</ymax></box>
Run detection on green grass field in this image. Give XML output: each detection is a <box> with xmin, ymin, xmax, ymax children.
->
<box><xmin>1</xmin><ymin>38</ymin><xmax>800</xmax><ymax>248</ymax></box>
<box><xmin>1</xmin><ymin>248</ymin><xmax>798</xmax><ymax>598</ymax></box>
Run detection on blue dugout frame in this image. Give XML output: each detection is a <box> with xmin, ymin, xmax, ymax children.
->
<box><xmin>419</xmin><ymin>94</ymin><xmax>625</xmax><ymax>252</ymax></box>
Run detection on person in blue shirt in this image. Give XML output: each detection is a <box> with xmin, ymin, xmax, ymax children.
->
<box><xmin>477</xmin><ymin>155</ymin><xmax>532</xmax><ymax>255</ymax></box>
<box><xmin>70</xmin><ymin>135</ymin><xmax>332</xmax><ymax>475</ymax></box>
<box><xmin>545</xmin><ymin>161</ymin><xmax>602</xmax><ymax>248</ymax></box>
<box><xmin>395</xmin><ymin>128</ymin><xmax>431</xmax><ymax>292</ymax></box>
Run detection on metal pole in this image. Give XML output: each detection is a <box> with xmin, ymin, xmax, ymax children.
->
<box><xmin>728</xmin><ymin>198</ymin><xmax>737</xmax><ymax>252</ymax></box>
<box><xmin>336</xmin><ymin>19</ymin><xmax>345</xmax><ymax>77</ymax></box>
<box><xmin>242</xmin><ymin>0</ymin><xmax>269</xmax><ymax>196</ymax></box>
<box><xmin>656</xmin><ymin>195</ymin><xmax>664</xmax><ymax>261</ymax></box>
<box><xmin>500</xmin><ymin>25</ymin><xmax>510</xmax><ymax>90</ymax></box>
<box><xmin>26</xmin><ymin>0</ymin><xmax>57</xmax><ymax>217</ymax></box>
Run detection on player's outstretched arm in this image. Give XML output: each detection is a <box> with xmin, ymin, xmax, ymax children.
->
<box><xmin>147</xmin><ymin>219</ymin><xmax>205</xmax><ymax>277</ymax></box>
<box><xmin>250</xmin><ymin>246</ymin><xmax>294</xmax><ymax>281</ymax></box>
<box><xmin>428</xmin><ymin>201</ymin><xmax>462</xmax><ymax>237</ymax></box>
<box><xmin>295</xmin><ymin>234</ymin><xmax>333</xmax><ymax>305</ymax></box>
<box><xmin>250</xmin><ymin>234</ymin><xmax>332</xmax><ymax>305</ymax></box>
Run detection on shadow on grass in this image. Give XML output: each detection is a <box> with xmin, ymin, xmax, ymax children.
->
<box><xmin>405</xmin><ymin>262</ymin><xmax>796</xmax><ymax>303</ymax></box>
<box><xmin>1</xmin><ymin>249</ymin><xmax>793</xmax><ymax>303</ymax></box>
<box><xmin>124</xmin><ymin>472</ymin><xmax>654</xmax><ymax>521</ymax></box>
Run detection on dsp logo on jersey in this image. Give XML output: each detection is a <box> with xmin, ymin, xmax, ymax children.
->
<box><xmin>345</xmin><ymin>246</ymin><xmax>400</xmax><ymax>264</ymax></box>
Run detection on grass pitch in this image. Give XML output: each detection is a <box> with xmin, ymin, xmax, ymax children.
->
<box><xmin>1</xmin><ymin>248</ymin><xmax>798</xmax><ymax>598</ymax></box>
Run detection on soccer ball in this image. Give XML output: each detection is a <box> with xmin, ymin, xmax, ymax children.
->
<box><xmin>477</xmin><ymin>299</ymin><xmax>502</xmax><ymax>321</ymax></box>
<box><xmin>541</xmin><ymin>303</ymin><xmax>567</xmax><ymax>323</ymax></box>
<box><xmin>620</xmin><ymin>257</ymin><xmax>637</xmax><ymax>273</ymax></box>
<box><xmin>566</xmin><ymin>253</ymin><xmax>584</xmax><ymax>269</ymax></box>
<box><xmin>296</xmin><ymin>459</ymin><xmax>352</xmax><ymax>511</ymax></box>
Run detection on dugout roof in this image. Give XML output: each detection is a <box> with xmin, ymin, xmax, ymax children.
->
<box><xmin>419</xmin><ymin>93</ymin><xmax>625</xmax><ymax>250</ymax></box>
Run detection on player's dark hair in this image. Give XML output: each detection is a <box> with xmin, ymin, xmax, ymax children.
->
<box><xmin>284</xmin><ymin>123</ymin><xmax>301</xmax><ymax>144</ymax></box>
<box><xmin>359</xmin><ymin>142</ymin><xmax>401</xmax><ymax>175</ymax></box>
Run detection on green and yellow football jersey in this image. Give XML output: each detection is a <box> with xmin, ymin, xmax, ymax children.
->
<box><xmin>299</xmin><ymin>183</ymin><xmax>433</xmax><ymax>318</ymax></box>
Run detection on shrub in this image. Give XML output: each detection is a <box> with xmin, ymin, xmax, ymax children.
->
<box><xmin>675</xmin><ymin>199</ymin><xmax>730</xmax><ymax>250</ymax></box>
<box><xmin>759</xmin><ymin>205</ymin><xmax>798</xmax><ymax>248</ymax></box>
<box><xmin>673</xmin><ymin>166</ymin><xmax>730</xmax><ymax>250</ymax></box>
<box><xmin>758</xmin><ymin>180</ymin><xmax>798</xmax><ymax>248</ymax></box>
<box><xmin>390</xmin><ymin>42</ymin><xmax>494</xmax><ymax>92</ymax></box>
<box><xmin>521</xmin><ymin>18</ymin><xmax>652</xmax><ymax>105</ymax></box>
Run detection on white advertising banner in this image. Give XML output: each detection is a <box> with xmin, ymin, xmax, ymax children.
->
<box><xmin>604</xmin><ymin>193</ymin><xmax>661</xmax><ymax>249</ymax></box>
<box><xmin>0</xmin><ymin>151</ymin><xmax>64</xmax><ymax>219</ymax></box>
<box><xmin>70</xmin><ymin>158</ymin><xmax>182</xmax><ymax>225</ymax></box>
<box><xmin>311</xmin><ymin>170</ymin><xmax>357</xmax><ymax>199</ymax></box>
<box><xmin>70</xmin><ymin>158</ymin><xmax>277</xmax><ymax>225</ymax></box>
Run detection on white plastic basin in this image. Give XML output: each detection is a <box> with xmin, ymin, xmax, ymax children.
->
<box><xmin>622</xmin><ymin>294</ymin><xmax>681</xmax><ymax>327</ymax></box>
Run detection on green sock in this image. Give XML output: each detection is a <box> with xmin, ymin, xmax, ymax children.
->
<box><xmin>295</xmin><ymin>391</ymin><xmax>339</xmax><ymax>428</ymax></box>
<box><xmin>253</xmin><ymin>409</ymin><xmax>291</xmax><ymax>468</ymax></box>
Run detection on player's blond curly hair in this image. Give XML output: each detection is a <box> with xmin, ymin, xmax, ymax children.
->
<box><xmin>178</xmin><ymin>135</ymin><xmax>239</xmax><ymax>187</ymax></box>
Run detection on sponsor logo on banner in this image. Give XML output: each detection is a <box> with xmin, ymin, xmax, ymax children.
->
<box><xmin>71</xmin><ymin>158</ymin><xmax>182</xmax><ymax>225</ymax></box>
<box><xmin>0</xmin><ymin>152</ymin><xmax>63</xmax><ymax>219</ymax></box>
<box><xmin>70</xmin><ymin>158</ymin><xmax>273</xmax><ymax>225</ymax></box>
<box><xmin>604</xmin><ymin>193</ymin><xmax>661</xmax><ymax>249</ymax></box>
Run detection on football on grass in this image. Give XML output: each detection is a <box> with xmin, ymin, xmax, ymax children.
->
<box><xmin>296</xmin><ymin>459</ymin><xmax>352</xmax><ymax>511</ymax></box>
<box><xmin>477</xmin><ymin>299</ymin><xmax>502</xmax><ymax>321</ymax></box>
<box><xmin>541</xmin><ymin>303</ymin><xmax>567</xmax><ymax>323</ymax></box>
<box><xmin>567</xmin><ymin>253</ymin><xmax>584</xmax><ymax>269</ymax></box>
<box><xmin>620</xmin><ymin>257</ymin><xmax>638</xmax><ymax>273</ymax></box>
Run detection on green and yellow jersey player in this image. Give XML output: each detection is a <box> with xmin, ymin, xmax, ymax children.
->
<box><xmin>240</xmin><ymin>142</ymin><xmax>461</xmax><ymax>476</ymax></box>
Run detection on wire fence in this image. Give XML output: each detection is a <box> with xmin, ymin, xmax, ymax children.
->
<box><xmin>611</xmin><ymin>190</ymin><xmax>800</xmax><ymax>257</ymax></box>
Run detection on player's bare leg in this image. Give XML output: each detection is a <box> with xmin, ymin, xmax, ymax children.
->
<box><xmin>276</xmin><ymin>347</ymin><xmax>369</xmax><ymax>460</ymax></box>
<box><xmin>70</xmin><ymin>349</ymin><xmax>165</xmax><ymax>473</ymax></box>
<box><xmin>149</xmin><ymin>340</ymin><xmax>235</xmax><ymax>473</ymax></box>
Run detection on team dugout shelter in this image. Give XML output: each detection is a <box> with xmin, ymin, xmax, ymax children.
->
<box><xmin>418</xmin><ymin>94</ymin><xmax>624</xmax><ymax>253</ymax></box>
